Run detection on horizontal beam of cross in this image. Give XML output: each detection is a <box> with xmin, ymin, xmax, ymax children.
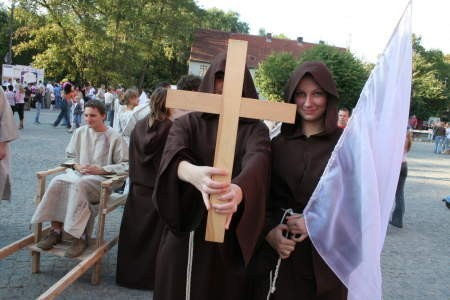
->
<box><xmin>166</xmin><ymin>89</ymin><xmax>296</xmax><ymax>123</ymax></box>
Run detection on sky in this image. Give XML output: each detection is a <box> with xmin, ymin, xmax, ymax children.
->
<box><xmin>195</xmin><ymin>0</ymin><xmax>449</xmax><ymax>63</ymax></box>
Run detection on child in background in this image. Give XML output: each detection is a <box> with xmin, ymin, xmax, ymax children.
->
<box><xmin>69</xmin><ymin>92</ymin><xmax>84</xmax><ymax>133</ymax></box>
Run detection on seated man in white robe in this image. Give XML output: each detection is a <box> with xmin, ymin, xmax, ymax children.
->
<box><xmin>31</xmin><ymin>100</ymin><xmax>128</xmax><ymax>258</ymax></box>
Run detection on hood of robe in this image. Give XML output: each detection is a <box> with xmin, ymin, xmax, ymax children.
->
<box><xmin>198</xmin><ymin>51</ymin><xmax>259</xmax><ymax>100</ymax></box>
<box><xmin>281</xmin><ymin>61</ymin><xmax>340</xmax><ymax>137</ymax></box>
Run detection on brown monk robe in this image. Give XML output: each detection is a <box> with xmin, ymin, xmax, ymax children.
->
<box><xmin>116</xmin><ymin>114</ymin><xmax>172</xmax><ymax>289</ymax></box>
<box><xmin>152</xmin><ymin>53</ymin><xmax>271</xmax><ymax>300</ymax></box>
<box><xmin>249</xmin><ymin>62</ymin><xmax>347</xmax><ymax>300</ymax></box>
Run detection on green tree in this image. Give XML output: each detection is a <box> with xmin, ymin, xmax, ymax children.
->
<box><xmin>0</xmin><ymin>5</ymin><xmax>9</xmax><ymax>65</ymax></box>
<box><xmin>13</xmin><ymin>0</ymin><xmax>202</xmax><ymax>87</ymax></box>
<box><xmin>201</xmin><ymin>8</ymin><xmax>249</xmax><ymax>33</ymax></box>
<box><xmin>299</xmin><ymin>44</ymin><xmax>369</xmax><ymax>108</ymax></box>
<box><xmin>10</xmin><ymin>1</ymin><xmax>251</xmax><ymax>88</ymax></box>
<box><xmin>411</xmin><ymin>36</ymin><xmax>450</xmax><ymax>119</ymax></box>
<box><xmin>255</xmin><ymin>52</ymin><xmax>297</xmax><ymax>101</ymax></box>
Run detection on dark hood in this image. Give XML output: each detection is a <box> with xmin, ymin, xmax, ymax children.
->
<box><xmin>281</xmin><ymin>61</ymin><xmax>339</xmax><ymax>137</ymax></box>
<box><xmin>198</xmin><ymin>51</ymin><xmax>258</xmax><ymax>100</ymax></box>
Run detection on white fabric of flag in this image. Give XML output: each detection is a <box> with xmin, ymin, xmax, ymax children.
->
<box><xmin>303</xmin><ymin>3</ymin><xmax>412</xmax><ymax>300</ymax></box>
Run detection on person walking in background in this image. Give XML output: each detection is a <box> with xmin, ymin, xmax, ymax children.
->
<box><xmin>5</xmin><ymin>85</ymin><xmax>15</xmax><ymax>114</ymax></box>
<box><xmin>46</xmin><ymin>81</ymin><xmax>54</xmax><ymax>109</ymax></box>
<box><xmin>34</xmin><ymin>87</ymin><xmax>45</xmax><ymax>124</ymax></box>
<box><xmin>53</xmin><ymin>83</ymin><xmax>62</xmax><ymax>109</ymax></box>
<box><xmin>390</xmin><ymin>130</ymin><xmax>413</xmax><ymax>228</ymax></box>
<box><xmin>443</xmin><ymin>122</ymin><xmax>450</xmax><ymax>154</ymax></box>
<box><xmin>53</xmin><ymin>83</ymin><xmax>74</xmax><ymax>129</ymax></box>
<box><xmin>14</xmin><ymin>85</ymin><xmax>26</xmax><ymax>129</ymax></box>
<box><xmin>433</xmin><ymin>122</ymin><xmax>446</xmax><ymax>154</ymax></box>
<box><xmin>23</xmin><ymin>83</ymin><xmax>32</xmax><ymax>111</ymax></box>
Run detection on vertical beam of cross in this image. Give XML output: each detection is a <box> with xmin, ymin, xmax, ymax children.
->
<box><xmin>205</xmin><ymin>40</ymin><xmax>248</xmax><ymax>243</ymax></box>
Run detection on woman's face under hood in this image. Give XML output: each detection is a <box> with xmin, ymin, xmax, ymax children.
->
<box><xmin>282</xmin><ymin>61</ymin><xmax>340</xmax><ymax>136</ymax></box>
<box><xmin>294</xmin><ymin>75</ymin><xmax>328</xmax><ymax>123</ymax></box>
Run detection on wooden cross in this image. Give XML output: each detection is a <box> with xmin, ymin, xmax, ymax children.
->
<box><xmin>166</xmin><ymin>39</ymin><xmax>296</xmax><ymax>243</ymax></box>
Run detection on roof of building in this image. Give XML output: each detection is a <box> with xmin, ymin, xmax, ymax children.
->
<box><xmin>189</xmin><ymin>29</ymin><xmax>346</xmax><ymax>68</ymax></box>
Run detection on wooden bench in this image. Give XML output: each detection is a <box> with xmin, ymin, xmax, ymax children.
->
<box><xmin>0</xmin><ymin>166</ymin><xmax>128</xmax><ymax>299</ymax></box>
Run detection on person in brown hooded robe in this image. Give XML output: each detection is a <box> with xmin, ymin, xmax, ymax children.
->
<box><xmin>116</xmin><ymin>86</ymin><xmax>189</xmax><ymax>289</ymax></box>
<box><xmin>250</xmin><ymin>61</ymin><xmax>347</xmax><ymax>300</ymax></box>
<box><xmin>152</xmin><ymin>52</ymin><xmax>271</xmax><ymax>300</ymax></box>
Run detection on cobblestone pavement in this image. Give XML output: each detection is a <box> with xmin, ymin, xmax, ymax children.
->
<box><xmin>1</xmin><ymin>109</ymin><xmax>449</xmax><ymax>299</ymax></box>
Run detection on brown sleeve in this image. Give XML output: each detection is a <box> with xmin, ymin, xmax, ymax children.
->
<box><xmin>232</xmin><ymin>122</ymin><xmax>271</xmax><ymax>265</ymax></box>
<box><xmin>152</xmin><ymin>117</ymin><xmax>204</xmax><ymax>236</ymax></box>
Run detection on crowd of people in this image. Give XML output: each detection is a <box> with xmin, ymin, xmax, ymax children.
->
<box><xmin>0</xmin><ymin>54</ymin><xmax>424</xmax><ymax>300</ymax></box>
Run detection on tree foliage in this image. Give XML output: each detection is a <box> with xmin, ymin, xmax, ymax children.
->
<box><xmin>0</xmin><ymin>5</ymin><xmax>9</xmax><ymax>63</ymax></box>
<box><xmin>3</xmin><ymin>0</ymin><xmax>249</xmax><ymax>89</ymax></box>
<box><xmin>412</xmin><ymin>36</ymin><xmax>450</xmax><ymax>119</ymax></box>
<box><xmin>298</xmin><ymin>44</ymin><xmax>369</xmax><ymax>108</ymax></box>
<box><xmin>255</xmin><ymin>52</ymin><xmax>297</xmax><ymax>101</ymax></box>
<box><xmin>201</xmin><ymin>8</ymin><xmax>249</xmax><ymax>33</ymax></box>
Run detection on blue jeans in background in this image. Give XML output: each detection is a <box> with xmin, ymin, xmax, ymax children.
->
<box><xmin>74</xmin><ymin>113</ymin><xmax>82</xmax><ymax>128</ymax></box>
<box><xmin>434</xmin><ymin>136</ymin><xmax>445</xmax><ymax>154</ymax></box>
<box><xmin>109</xmin><ymin>110</ymin><xmax>115</xmax><ymax>127</ymax></box>
<box><xmin>34</xmin><ymin>102</ymin><xmax>42</xmax><ymax>123</ymax></box>
<box><xmin>53</xmin><ymin>106</ymin><xmax>71</xmax><ymax>128</ymax></box>
<box><xmin>391</xmin><ymin>162</ymin><xmax>408</xmax><ymax>227</ymax></box>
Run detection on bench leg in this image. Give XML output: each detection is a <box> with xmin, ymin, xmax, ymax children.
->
<box><xmin>32</xmin><ymin>251</ymin><xmax>41</xmax><ymax>274</ymax></box>
<box><xmin>32</xmin><ymin>223</ymin><xmax>42</xmax><ymax>273</ymax></box>
<box><xmin>91</xmin><ymin>259</ymin><xmax>102</xmax><ymax>285</ymax></box>
<box><xmin>91</xmin><ymin>210</ymin><xmax>106</xmax><ymax>285</ymax></box>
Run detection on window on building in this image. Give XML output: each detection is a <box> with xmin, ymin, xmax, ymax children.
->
<box><xmin>199</xmin><ymin>64</ymin><xmax>209</xmax><ymax>77</ymax></box>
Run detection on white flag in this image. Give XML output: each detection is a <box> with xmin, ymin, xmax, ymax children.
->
<box><xmin>303</xmin><ymin>2</ymin><xmax>412</xmax><ymax>300</ymax></box>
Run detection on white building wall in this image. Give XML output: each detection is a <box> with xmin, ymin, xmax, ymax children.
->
<box><xmin>188</xmin><ymin>61</ymin><xmax>210</xmax><ymax>77</ymax></box>
<box><xmin>189</xmin><ymin>60</ymin><xmax>257</xmax><ymax>81</ymax></box>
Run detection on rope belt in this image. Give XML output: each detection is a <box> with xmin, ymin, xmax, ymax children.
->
<box><xmin>186</xmin><ymin>230</ymin><xmax>195</xmax><ymax>300</ymax></box>
<box><xmin>267</xmin><ymin>208</ymin><xmax>299</xmax><ymax>300</ymax></box>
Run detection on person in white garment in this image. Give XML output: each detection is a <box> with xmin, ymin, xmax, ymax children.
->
<box><xmin>31</xmin><ymin>100</ymin><xmax>128</xmax><ymax>258</ymax></box>
<box><xmin>113</xmin><ymin>88</ymin><xmax>139</xmax><ymax>145</ymax></box>
<box><xmin>138</xmin><ymin>89</ymin><xmax>148</xmax><ymax>106</ymax></box>
<box><xmin>0</xmin><ymin>87</ymin><xmax>19</xmax><ymax>201</ymax></box>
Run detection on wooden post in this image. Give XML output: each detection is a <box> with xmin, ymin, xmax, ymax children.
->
<box><xmin>91</xmin><ymin>182</ymin><xmax>109</xmax><ymax>284</ymax></box>
<box><xmin>165</xmin><ymin>39</ymin><xmax>297</xmax><ymax>242</ymax></box>
<box><xmin>32</xmin><ymin>174</ymin><xmax>46</xmax><ymax>273</ymax></box>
